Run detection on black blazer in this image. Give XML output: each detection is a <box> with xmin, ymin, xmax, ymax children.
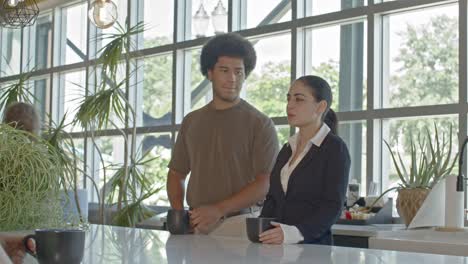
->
<box><xmin>260</xmin><ymin>133</ymin><xmax>351</xmax><ymax>244</ymax></box>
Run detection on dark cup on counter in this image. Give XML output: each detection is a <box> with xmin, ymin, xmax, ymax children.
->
<box><xmin>167</xmin><ymin>209</ymin><xmax>191</xmax><ymax>234</ymax></box>
<box><xmin>246</xmin><ymin>217</ymin><xmax>276</xmax><ymax>243</ymax></box>
<box><xmin>23</xmin><ymin>229</ymin><xmax>85</xmax><ymax>264</ymax></box>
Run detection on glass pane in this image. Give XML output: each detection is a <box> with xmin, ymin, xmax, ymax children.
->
<box><xmin>72</xmin><ymin>138</ymin><xmax>86</xmax><ymax>189</ymax></box>
<box><xmin>306</xmin><ymin>21</ymin><xmax>367</xmax><ymax>111</ymax></box>
<box><xmin>137</xmin><ymin>54</ymin><xmax>173</xmax><ymax>127</ymax></box>
<box><xmin>30</xmin><ymin>76</ymin><xmax>51</xmax><ymax>125</ymax></box>
<box><xmin>92</xmin><ymin>136</ymin><xmax>126</xmax><ymax>204</ymax></box>
<box><xmin>382</xmin><ymin>5</ymin><xmax>458</xmax><ymax>108</ymax></box>
<box><xmin>0</xmin><ymin>28</ymin><xmax>21</xmax><ymax>77</ymax></box>
<box><xmin>381</xmin><ymin>116</ymin><xmax>458</xmax><ymax>215</ymax></box>
<box><xmin>243</xmin><ymin>0</ymin><xmax>291</xmax><ymax>30</ymax></box>
<box><xmin>57</xmin><ymin>70</ymin><xmax>86</xmax><ymax>132</ymax></box>
<box><xmin>245</xmin><ymin>33</ymin><xmax>291</xmax><ymax>117</ymax></box>
<box><xmin>338</xmin><ymin>120</ymin><xmax>366</xmax><ymax>197</ymax></box>
<box><xmin>302</xmin><ymin>0</ymin><xmax>367</xmax><ymax>17</ymax></box>
<box><xmin>59</xmin><ymin>2</ymin><xmax>88</xmax><ymax>65</ymax></box>
<box><xmin>276</xmin><ymin>125</ymin><xmax>290</xmax><ymax>147</ymax></box>
<box><xmin>137</xmin><ymin>132</ymin><xmax>172</xmax><ymax>206</ymax></box>
<box><xmin>23</xmin><ymin>13</ymin><xmax>52</xmax><ymax>70</ymax></box>
<box><xmin>24</xmin><ymin>13</ymin><xmax>52</xmax><ymax>70</ymax></box>
<box><xmin>137</xmin><ymin>0</ymin><xmax>174</xmax><ymax>49</ymax></box>
<box><xmin>190</xmin><ymin>0</ymin><xmax>229</xmax><ymax>40</ymax></box>
<box><xmin>184</xmin><ymin>48</ymin><xmax>211</xmax><ymax>117</ymax></box>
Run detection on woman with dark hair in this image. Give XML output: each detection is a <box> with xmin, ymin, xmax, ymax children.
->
<box><xmin>258</xmin><ymin>75</ymin><xmax>351</xmax><ymax>245</ymax></box>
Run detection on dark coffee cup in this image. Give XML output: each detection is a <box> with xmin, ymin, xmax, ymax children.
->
<box><xmin>167</xmin><ymin>209</ymin><xmax>190</xmax><ymax>234</ymax></box>
<box><xmin>23</xmin><ymin>229</ymin><xmax>85</xmax><ymax>264</ymax></box>
<box><xmin>246</xmin><ymin>217</ymin><xmax>276</xmax><ymax>243</ymax></box>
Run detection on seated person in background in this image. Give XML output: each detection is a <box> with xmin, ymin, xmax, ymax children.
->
<box><xmin>2</xmin><ymin>102</ymin><xmax>40</xmax><ymax>135</ymax></box>
<box><xmin>259</xmin><ymin>75</ymin><xmax>351</xmax><ymax>245</ymax></box>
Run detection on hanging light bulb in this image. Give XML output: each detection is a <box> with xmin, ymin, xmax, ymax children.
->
<box><xmin>192</xmin><ymin>1</ymin><xmax>209</xmax><ymax>38</ymax></box>
<box><xmin>88</xmin><ymin>0</ymin><xmax>118</xmax><ymax>29</ymax></box>
<box><xmin>7</xmin><ymin>0</ymin><xmax>19</xmax><ymax>7</ymax></box>
<box><xmin>211</xmin><ymin>0</ymin><xmax>227</xmax><ymax>34</ymax></box>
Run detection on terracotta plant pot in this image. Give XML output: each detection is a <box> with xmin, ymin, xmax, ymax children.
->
<box><xmin>396</xmin><ymin>188</ymin><xmax>430</xmax><ymax>227</ymax></box>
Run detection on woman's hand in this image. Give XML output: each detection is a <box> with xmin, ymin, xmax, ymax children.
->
<box><xmin>259</xmin><ymin>222</ymin><xmax>284</xmax><ymax>244</ymax></box>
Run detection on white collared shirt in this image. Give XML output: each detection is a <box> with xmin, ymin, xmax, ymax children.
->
<box><xmin>279</xmin><ymin>123</ymin><xmax>331</xmax><ymax>244</ymax></box>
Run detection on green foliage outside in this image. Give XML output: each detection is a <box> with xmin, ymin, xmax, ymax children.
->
<box><xmin>386</xmin><ymin>15</ymin><xmax>459</xmax><ymax>184</ymax></box>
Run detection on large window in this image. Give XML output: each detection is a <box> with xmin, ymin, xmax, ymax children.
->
<box><xmin>301</xmin><ymin>0</ymin><xmax>367</xmax><ymax>17</ymax></box>
<box><xmin>24</xmin><ymin>13</ymin><xmax>53</xmax><ymax>71</ymax></box>
<box><xmin>381</xmin><ymin>5</ymin><xmax>458</xmax><ymax>108</ymax></box>
<box><xmin>136</xmin><ymin>0</ymin><xmax>174</xmax><ymax>49</ymax></box>
<box><xmin>57</xmin><ymin>2</ymin><xmax>88</xmax><ymax>65</ymax></box>
<box><xmin>0</xmin><ymin>28</ymin><xmax>21</xmax><ymax>77</ymax></box>
<box><xmin>245</xmin><ymin>33</ymin><xmax>291</xmax><ymax>117</ymax></box>
<box><xmin>136</xmin><ymin>54</ymin><xmax>173</xmax><ymax>127</ymax></box>
<box><xmin>242</xmin><ymin>0</ymin><xmax>291</xmax><ymax>29</ymax></box>
<box><xmin>305</xmin><ymin>21</ymin><xmax>367</xmax><ymax>111</ymax></box>
<box><xmin>54</xmin><ymin>70</ymin><xmax>86</xmax><ymax>132</ymax></box>
<box><xmin>0</xmin><ymin>0</ymin><xmax>463</xmax><ymax>213</ymax></box>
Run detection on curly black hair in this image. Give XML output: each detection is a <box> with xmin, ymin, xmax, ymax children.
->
<box><xmin>200</xmin><ymin>33</ymin><xmax>257</xmax><ymax>77</ymax></box>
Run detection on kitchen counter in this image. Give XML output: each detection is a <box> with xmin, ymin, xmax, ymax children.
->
<box><xmin>370</xmin><ymin>227</ymin><xmax>468</xmax><ymax>256</ymax></box>
<box><xmin>137</xmin><ymin>211</ymin><xmax>406</xmax><ymax>237</ymax></box>
<box><xmin>21</xmin><ymin>224</ymin><xmax>468</xmax><ymax>263</ymax></box>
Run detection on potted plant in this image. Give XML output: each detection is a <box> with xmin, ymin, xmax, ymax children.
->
<box><xmin>376</xmin><ymin>123</ymin><xmax>458</xmax><ymax>226</ymax></box>
<box><xmin>0</xmin><ymin>124</ymin><xmax>65</xmax><ymax>231</ymax></box>
<box><xmin>0</xmin><ymin>19</ymin><xmax>164</xmax><ymax>228</ymax></box>
<box><xmin>0</xmin><ymin>68</ymin><xmax>95</xmax><ymax>226</ymax></box>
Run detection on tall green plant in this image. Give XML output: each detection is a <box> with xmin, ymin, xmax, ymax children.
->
<box><xmin>73</xmin><ymin>20</ymin><xmax>160</xmax><ymax>226</ymax></box>
<box><xmin>0</xmin><ymin>71</ymin><xmax>35</xmax><ymax>111</ymax></box>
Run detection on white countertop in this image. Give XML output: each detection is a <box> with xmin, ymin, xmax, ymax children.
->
<box><xmin>22</xmin><ymin>224</ymin><xmax>468</xmax><ymax>264</ymax></box>
<box><xmin>138</xmin><ymin>211</ymin><xmax>406</xmax><ymax>237</ymax></box>
<box><xmin>370</xmin><ymin>227</ymin><xmax>468</xmax><ymax>256</ymax></box>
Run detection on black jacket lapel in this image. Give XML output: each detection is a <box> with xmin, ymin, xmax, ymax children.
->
<box><xmin>272</xmin><ymin>144</ymin><xmax>292</xmax><ymax>197</ymax></box>
<box><xmin>285</xmin><ymin>144</ymin><xmax>321</xmax><ymax>196</ymax></box>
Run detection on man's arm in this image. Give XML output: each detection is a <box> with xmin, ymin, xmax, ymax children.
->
<box><xmin>216</xmin><ymin>173</ymin><xmax>269</xmax><ymax>215</ymax></box>
<box><xmin>166</xmin><ymin>169</ymin><xmax>188</xmax><ymax>210</ymax></box>
<box><xmin>190</xmin><ymin>173</ymin><xmax>269</xmax><ymax>233</ymax></box>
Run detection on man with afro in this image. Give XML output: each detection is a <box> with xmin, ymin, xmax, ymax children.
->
<box><xmin>167</xmin><ymin>33</ymin><xmax>279</xmax><ymax>234</ymax></box>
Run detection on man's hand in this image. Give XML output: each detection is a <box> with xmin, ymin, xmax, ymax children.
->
<box><xmin>0</xmin><ymin>234</ymin><xmax>35</xmax><ymax>264</ymax></box>
<box><xmin>259</xmin><ymin>222</ymin><xmax>284</xmax><ymax>244</ymax></box>
<box><xmin>189</xmin><ymin>205</ymin><xmax>224</xmax><ymax>234</ymax></box>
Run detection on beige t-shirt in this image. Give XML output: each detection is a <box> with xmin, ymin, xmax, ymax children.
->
<box><xmin>168</xmin><ymin>99</ymin><xmax>279</xmax><ymax>208</ymax></box>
